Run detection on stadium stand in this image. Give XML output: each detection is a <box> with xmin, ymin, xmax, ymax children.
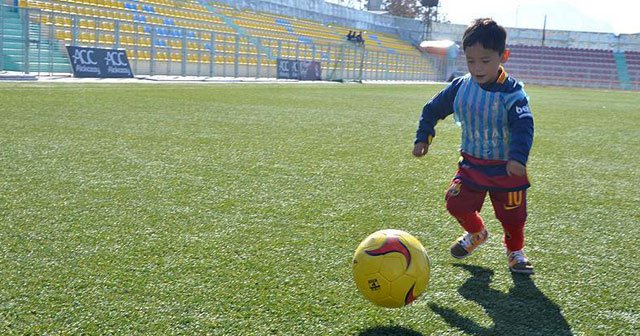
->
<box><xmin>624</xmin><ymin>51</ymin><xmax>640</xmax><ymax>90</ymax></box>
<box><xmin>454</xmin><ymin>44</ymin><xmax>624</xmax><ymax>90</ymax></box>
<box><xmin>7</xmin><ymin>0</ymin><xmax>437</xmax><ymax>80</ymax></box>
<box><xmin>1</xmin><ymin>0</ymin><xmax>637</xmax><ymax>89</ymax></box>
<box><xmin>507</xmin><ymin>45</ymin><xmax>620</xmax><ymax>89</ymax></box>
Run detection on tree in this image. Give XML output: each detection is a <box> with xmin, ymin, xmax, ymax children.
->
<box><xmin>384</xmin><ymin>0</ymin><xmax>420</xmax><ymax>18</ymax></box>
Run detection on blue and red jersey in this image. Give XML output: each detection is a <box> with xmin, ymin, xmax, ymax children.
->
<box><xmin>415</xmin><ymin>67</ymin><xmax>534</xmax><ymax>191</ymax></box>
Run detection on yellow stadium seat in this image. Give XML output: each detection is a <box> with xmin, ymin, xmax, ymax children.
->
<box><xmin>99</xmin><ymin>21</ymin><xmax>114</xmax><ymax>31</ymax></box>
<box><xmin>55</xmin><ymin>29</ymin><xmax>71</xmax><ymax>41</ymax></box>
<box><xmin>101</xmin><ymin>33</ymin><xmax>115</xmax><ymax>44</ymax></box>
<box><xmin>40</xmin><ymin>15</ymin><xmax>52</xmax><ymax>25</ymax></box>
<box><xmin>78</xmin><ymin>19</ymin><xmax>93</xmax><ymax>29</ymax></box>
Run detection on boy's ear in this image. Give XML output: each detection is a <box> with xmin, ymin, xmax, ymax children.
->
<box><xmin>501</xmin><ymin>49</ymin><xmax>511</xmax><ymax>63</ymax></box>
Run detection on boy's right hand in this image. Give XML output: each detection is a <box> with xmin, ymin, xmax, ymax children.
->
<box><xmin>412</xmin><ymin>142</ymin><xmax>429</xmax><ymax>157</ymax></box>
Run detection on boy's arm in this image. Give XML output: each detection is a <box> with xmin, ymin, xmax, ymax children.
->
<box><xmin>414</xmin><ymin>78</ymin><xmax>463</xmax><ymax>145</ymax></box>
<box><xmin>507</xmin><ymin>98</ymin><xmax>534</xmax><ymax>166</ymax></box>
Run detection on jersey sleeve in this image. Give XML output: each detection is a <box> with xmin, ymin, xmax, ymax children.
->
<box><xmin>505</xmin><ymin>89</ymin><xmax>534</xmax><ymax>165</ymax></box>
<box><xmin>414</xmin><ymin>77</ymin><xmax>463</xmax><ymax>144</ymax></box>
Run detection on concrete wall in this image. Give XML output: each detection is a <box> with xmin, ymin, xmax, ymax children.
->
<box><xmin>212</xmin><ymin>0</ymin><xmax>399</xmax><ymax>35</ymax></box>
<box><xmin>211</xmin><ymin>0</ymin><xmax>640</xmax><ymax>51</ymax></box>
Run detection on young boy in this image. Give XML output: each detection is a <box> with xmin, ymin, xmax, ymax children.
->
<box><xmin>412</xmin><ymin>18</ymin><xmax>534</xmax><ymax>274</ymax></box>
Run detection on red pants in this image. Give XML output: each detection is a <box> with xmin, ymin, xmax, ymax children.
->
<box><xmin>445</xmin><ymin>178</ymin><xmax>527</xmax><ymax>251</ymax></box>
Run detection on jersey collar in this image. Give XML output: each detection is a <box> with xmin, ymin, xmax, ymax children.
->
<box><xmin>496</xmin><ymin>65</ymin><xmax>508</xmax><ymax>84</ymax></box>
<box><xmin>479</xmin><ymin>65</ymin><xmax>508</xmax><ymax>91</ymax></box>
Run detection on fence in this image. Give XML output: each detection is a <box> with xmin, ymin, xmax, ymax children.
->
<box><xmin>0</xmin><ymin>4</ymin><xmax>445</xmax><ymax>81</ymax></box>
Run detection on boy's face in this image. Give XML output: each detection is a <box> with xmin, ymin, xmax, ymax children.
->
<box><xmin>464</xmin><ymin>42</ymin><xmax>503</xmax><ymax>85</ymax></box>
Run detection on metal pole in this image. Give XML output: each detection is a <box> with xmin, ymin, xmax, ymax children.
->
<box><xmin>71</xmin><ymin>15</ymin><xmax>77</xmax><ymax>46</ymax></box>
<box><xmin>340</xmin><ymin>44</ymin><xmax>345</xmax><ymax>81</ymax></box>
<box><xmin>21</xmin><ymin>7</ymin><xmax>29</xmax><ymax>74</ymax></box>
<box><xmin>385</xmin><ymin>51</ymin><xmax>390</xmax><ymax>80</ymax></box>
<box><xmin>48</xmin><ymin>18</ymin><xmax>53</xmax><ymax>75</ymax></box>
<box><xmin>114</xmin><ymin>19</ymin><xmax>120</xmax><ymax>49</ymax></box>
<box><xmin>256</xmin><ymin>37</ymin><xmax>261</xmax><ymax>78</ymax></box>
<box><xmin>94</xmin><ymin>18</ymin><xmax>99</xmax><ymax>48</ymax></box>
<box><xmin>35</xmin><ymin>10</ymin><xmax>42</xmax><ymax>76</ymax></box>
<box><xmin>222</xmin><ymin>34</ymin><xmax>227</xmax><ymax>77</ymax></box>
<box><xmin>234</xmin><ymin>34</ymin><xmax>239</xmax><ymax>77</ymax></box>
<box><xmin>0</xmin><ymin>5</ymin><xmax>4</xmax><ymax>71</ymax></box>
<box><xmin>376</xmin><ymin>51</ymin><xmax>381</xmax><ymax>80</ymax></box>
<box><xmin>209</xmin><ymin>32</ymin><xmax>215</xmax><ymax>77</ymax></box>
<box><xmin>150</xmin><ymin>26</ymin><xmax>156</xmax><ymax>76</ymax></box>
<box><xmin>181</xmin><ymin>27</ymin><xmax>186</xmax><ymax>76</ymax></box>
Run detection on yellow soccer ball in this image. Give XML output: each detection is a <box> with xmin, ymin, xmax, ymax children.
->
<box><xmin>352</xmin><ymin>229</ymin><xmax>430</xmax><ymax>308</ymax></box>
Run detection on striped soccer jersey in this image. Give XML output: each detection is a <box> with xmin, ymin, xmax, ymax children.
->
<box><xmin>415</xmin><ymin>68</ymin><xmax>534</xmax><ymax>166</ymax></box>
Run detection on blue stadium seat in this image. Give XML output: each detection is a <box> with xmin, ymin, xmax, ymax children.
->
<box><xmin>298</xmin><ymin>36</ymin><xmax>313</xmax><ymax>44</ymax></box>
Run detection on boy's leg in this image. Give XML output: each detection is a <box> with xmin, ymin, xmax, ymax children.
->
<box><xmin>490</xmin><ymin>190</ymin><xmax>527</xmax><ymax>251</ymax></box>
<box><xmin>490</xmin><ymin>190</ymin><xmax>533</xmax><ymax>273</ymax></box>
<box><xmin>446</xmin><ymin>179</ymin><xmax>489</xmax><ymax>258</ymax></box>
<box><xmin>446</xmin><ymin>179</ymin><xmax>487</xmax><ymax>232</ymax></box>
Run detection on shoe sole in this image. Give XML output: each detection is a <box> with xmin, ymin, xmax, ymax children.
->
<box><xmin>450</xmin><ymin>251</ymin><xmax>469</xmax><ymax>259</ymax></box>
<box><xmin>450</xmin><ymin>236</ymin><xmax>488</xmax><ymax>260</ymax></box>
<box><xmin>509</xmin><ymin>267</ymin><xmax>534</xmax><ymax>274</ymax></box>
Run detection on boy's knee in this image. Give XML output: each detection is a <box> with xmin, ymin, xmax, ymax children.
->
<box><xmin>446</xmin><ymin>199</ymin><xmax>464</xmax><ymax>217</ymax></box>
<box><xmin>445</xmin><ymin>179</ymin><xmax>480</xmax><ymax>216</ymax></box>
<box><xmin>444</xmin><ymin>179</ymin><xmax>463</xmax><ymax>215</ymax></box>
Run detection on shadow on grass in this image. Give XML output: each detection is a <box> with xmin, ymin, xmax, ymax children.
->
<box><xmin>358</xmin><ymin>325</ymin><xmax>424</xmax><ymax>336</ymax></box>
<box><xmin>429</xmin><ymin>264</ymin><xmax>573</xmax><ymax>335</ymax></box>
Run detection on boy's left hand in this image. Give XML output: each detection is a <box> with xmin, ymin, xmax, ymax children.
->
<box><xmin>506</xmin><ymin>160</ymin><xmax>526</xmax><ymax>177</ymax></box>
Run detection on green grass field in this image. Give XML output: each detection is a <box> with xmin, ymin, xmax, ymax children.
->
<box><xmin>1</xmin><ymin>82</ymin><xmax>638</xmax><ymax>335</ymax></box>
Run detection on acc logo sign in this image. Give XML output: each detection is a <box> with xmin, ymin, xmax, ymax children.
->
<box><xmin>66</xmin><ymin>46</ymin><xmax>133</xmax><ymax>78</ymax></box>
<box><xmin>71</xmin><ymin>49</ymin><xmax>97</xmax><ymax>65</ymax></box>
<box><xmin>278</xmin><ymin>60</ymin><xmax>289</xmax><ymax>72</ymax></box>
<box><xmin>105</xmin><ymin>51</ymin><xmax>128</xmax><ymax>67</ymax></box>
<box><xmin>277</xmin><ymin>59</ymin><xmax>299</xmax><ymax>74</ymax></box>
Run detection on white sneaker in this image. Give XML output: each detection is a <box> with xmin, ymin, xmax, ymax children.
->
<box><xmin>450</xmin><ymin>229</ymin><xmax>489</xmax><ymax>259</ymax></box>
<box><xmin>507</xmin><ymin>249</ymin><xmax>534</xmax><ymax>274</ymax></box>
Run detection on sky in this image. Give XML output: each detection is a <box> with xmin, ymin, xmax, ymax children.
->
<box><xmin>438</xmin><ymin>0</ymin><xmax>639</xmax><ymax>35</ymax></box>
<box><xmin>326</xmin><ymin>0</ymin><xmax>639</xmax><ymax>35</ymax></box>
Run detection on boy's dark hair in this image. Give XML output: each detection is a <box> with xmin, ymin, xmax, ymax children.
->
<box><xmin>462</xmin><ymin>18</ymin><xmax>507</xmax><ymax>54</ymax></box>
